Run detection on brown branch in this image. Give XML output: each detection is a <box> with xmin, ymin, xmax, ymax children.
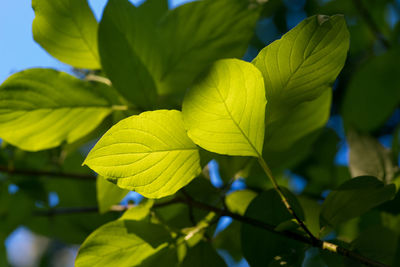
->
<box><xmin>352</xmin><ymin>0</ymin><xmax>391</xmax><ymax>49</ymax></box>
<box><xmin>0</xmin><ymin>165</ymin><xmax>96</xmax><ymax>181</ymax></box>
<box><xmin>34</xmin><ymin>197</ymin><xmax>388</xmax><ymax>267</ymax></box>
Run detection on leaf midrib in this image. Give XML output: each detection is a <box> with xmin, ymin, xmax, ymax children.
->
<box><xmin>214</xmin><ymin>84</ymin><xmax>260</xmax><ymax>157</ymax></box>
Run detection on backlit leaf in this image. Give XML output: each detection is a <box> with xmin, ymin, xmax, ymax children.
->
<box><xmin>119</xmin><ymin>199</ymin><xmax>154</xmax><ymax>221</ymax></box>
<box><xmin>84</xmin><ymin>110</ymin><xmax>201</xmax><ymax>199</ymax></box>
<box><xmin>225</xmin><ymin>189</ymin><xmax>257</xmax><ymax>215</ymax></box>
<box><xmin>75</xmin><ymin>220</ymin><xmax>172</xmax><ymax>267</ymax></box>
<box><xmin>32</xmin><ymin>0</ymin><xmax>100</xmax><ymax>69</ymax></box>
<box><xmin>97</xmin><ymin>176</ymin><xmax>129</xmax><ymax>214</ymax></box>
<box><xmin>0</xmin><ymin>69</ymin><xmax>114</xmax><ymax>151</ymax></box>
<box><xmin>253</xmin><ymin>15</ymin><xmax>349</xmax><ymax>123</ymax></box>
<box><xmin>182</xmin><ymin>59</ymin><xmax>266</xmax><ymax>157</ymax></box>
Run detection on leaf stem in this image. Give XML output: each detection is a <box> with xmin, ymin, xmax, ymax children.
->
<box><xmin>85</xmin><ymin>74</ymin><xmax>112</xmax><ymax>86</ymax></box>
<box><xmin>257</xmin><ymin>157</ymin><xmax>319</xmax><ymax>244</ymax></box>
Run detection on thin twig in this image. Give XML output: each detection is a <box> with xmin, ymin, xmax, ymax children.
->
<box><xmin>352</xmin><ymin>0</ymin><xmax>391</xmax><ymax>49</ymax></box>
<box><xmin>0</xmin><ymin>166</ymin><xmax>96</xmax><ymax>181</ymax></box>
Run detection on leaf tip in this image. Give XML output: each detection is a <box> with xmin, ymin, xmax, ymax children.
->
<box><xmin>317</xmin><ymin>14</ymin><xmax>330</xmax><ymax>25</ymax></box>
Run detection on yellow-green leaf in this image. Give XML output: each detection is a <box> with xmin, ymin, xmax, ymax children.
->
<box><xmin>32</xmin><ymin>0</ymin><xmax>100</xmax><ymax>69</ymax></box>
<box><xmin>225</xmin><ymin>189</ymin><xmax>257</xmax><ymax>215</ymax></box>
<box><xmin>0</xmin><ymin>69</ymin><xmax>114</xmax><ymax>151</ymax></box>
<box><xmin>182</xmin><ymin>59</ymin><xmax>266</xmax><ymax>157</ymax></box>
<box><xmin>75</xmin><ymin>220</ymin><xmax>172</xmax><ymax>267</ymax></box>
<box><xmin>253</xmin><ymin>15</ymin><xmax>349</xmax><ymax>123</ymax></box>
<box><xmin>84</xmin><ymin>110</ymin><xmax>201</xmax><ymax>199</ymax></box>
<box><xmin>97</xmin><ymin>176</ymin><xmax>129</xmax><ymax>214</ymax></box>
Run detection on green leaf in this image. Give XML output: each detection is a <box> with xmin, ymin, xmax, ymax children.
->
<box><xmin>253</xmin><ymin>15</ymin><xmax>349</xmax><ymax>123</ymax></box>
<box><xmin>347</xmin><ymin>130</ymin><xmax>398</xmax><ymax>184</ymax></box>
<box><xmin>98</xmin><ymin>0</ymin><xmax>261</xmax><ymax>107</ymax></box>
<box><xmin>181</xmin><ymin>242</ymin><xmax>227</xmax><ymax>267</ymax></box>
<box><xmin>32</xmin><ymin>0</ymin><xmax>100</xmax><ymax>69</ymax></box>
<box><xmin>350</xmin><ymin>226</ymin><xmax>398</xmax><ymax>266</ymax></box>
<box><xmin>0</xmin><ymin>185</ymin><xmax>34</xmax><ymax>239</ymax></box>
<box><xmin>320</xmin><ymin>176</ymin><xmax>396</xmax><ymax>227</ymax></box>
<box><xmin>264</xmin><ymin>88</ymin><xmax>332</xmax><ymax>151</ymax></box>
<box><xmin>25</xmin><ymin>157</ymin><xmax>119</xmax><ymax>244</ymax></box>
<box><xmin>0</xmin><ymin>69</ymin><xmax>114</xmax><ymax>151</ymax></box>
<box><xmin>225</xmin><ymin>189</ymin><xmax>257</xmax><ymax>215</ymax></box>
<box><xmin>98</xmin><ymin>0</ymin><xmax>166</xmax><ymax>108</ymax></box>
<box><xmin>0</xmin><ymin>241</ymin><xmax>7</xmax><ymax>267</ymax></box>
<box><xmin>241</xmin><ymin>189</ymin><xmax>306</xmax><ymax>267</ymax></box>
<box><xmin>298</xmin><ymin>196</ymin><xmax>321</xmax><ymax>238</ymax></box>
<box><xmin>342</xmin><ymin>47</ymin><xmax>400</xmax><ymax>132</ymax></box>
<box><xmin>140</xmin><ymin>246</ymin><xmax>179</xmax><ymax>267</ymax></box>
<box><xmin>27</xmin><ymin>212</ymin><xmax>117</xmax><ymax>244</ymax></box>
<box><xmin>213</xmin><ymin>221</ymin><xmax>243</xmax><ymax>261</ymax></box>
<box><xmin>182</xmin><ymin>59</ymin><xmax>266</xmax><ymax>157</ymax></box>
<box><xmin>119</xmin><ymin>199</ymin><xmax>154</xmax><ymax>221</ymax></box>
<box><xmin>75</xmin><ymin>220</ymin><xmax>172</xmax><ymax>267</ymax></box>
<box><xmin>84</xmin><ymin>110</ymin><xmax>201</xmax><ymax>199</ymax></box>
<box><xmin>97</xmin><ymin>176</ymin><xmax>129</xmax><ymax>214</ymax></box>
<box><xmin>157</xmin><ymin>0</ymin><xmax>261</xmax><ymax>95</ymax></box>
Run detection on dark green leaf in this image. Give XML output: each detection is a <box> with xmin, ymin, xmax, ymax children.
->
<box><xmin>158</xmin><ymin>0</ymin><xmax>261</xmax><ymax>95</ymax></box>
<box><xmin>213</xmin><ymin>221</ymin><xmax>243</xmax><ymax>261</ymax></box>
<box><xmin>241</xmin><ymin>189</ymin><xmax>306</xmax><ymax>267</ymax></box>
<box><xmin>140</xmin><ymin>246</ymin><xmax>179</xmax><ymax>267</ymax></box>
<box><xmin>342</xmin><ymin>47</ymin><xmax>400</xmax><ymax>132</ymax></box>
<box><xmin>298</xmin><ymin>197</ymin><xmax>321</xmax><ymax>237</ymax></box>
<box><xmin>347</xmin><ymin>130</ymin><xmax>398</xmax><ymax>183</ymax></box>
<box><xmin>99</xmin><ymin>0</ymin><xmax>261</xmax><ymax>108</ymax></box>
<box><xmin>181</xmin><ymin>242</ymin><xmax>227</xmax><ymax>267</ymax></box>
<box><xmin>351</xmin><ymin>226</ymin><xmax>398</xmax><ymax>266</ymax></box>
<box><xmin>320</xmin><ymin>176</ymin><xmax>396</xmax><ymax>227</ymax></box>
<box><xmin>98</xmin><ymin>0</ymin><xmax>165</xmax><ymax>108</ymax></box>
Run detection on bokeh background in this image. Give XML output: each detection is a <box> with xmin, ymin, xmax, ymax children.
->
<box><xmin>1</xmin><ymin>0</ymin><xmax>400</xmax><ymax>266</ymax></box>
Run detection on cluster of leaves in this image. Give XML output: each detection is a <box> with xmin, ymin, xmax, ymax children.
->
<box><xmin>1</xmin><ymin>0</ymin><xmax>400</xmax><ymax>266</ymax></box>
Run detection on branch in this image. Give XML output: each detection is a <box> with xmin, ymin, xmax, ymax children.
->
<box><xmin>179</xmin><ymin>194</ymin><xmax>389</xmax><ymax>267</ymax></box>
<box><xmin>257</xmin><ymin>157</ymin><xmax>320</xmax><ymax>245</ymax></box>
<box><xmin>352</xmin><ymin>0</ymin><xmax>391</xmax><ymax>49</ymax></box>
<box><xmin>0</xmin><ymin>165</ymin><xmax>96</xmax><ymax>181</ymax></box>
<box><xmin>34</xmin><ymin>197</ymin><xmax>388</xmax><ymax>267</ymax></box>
